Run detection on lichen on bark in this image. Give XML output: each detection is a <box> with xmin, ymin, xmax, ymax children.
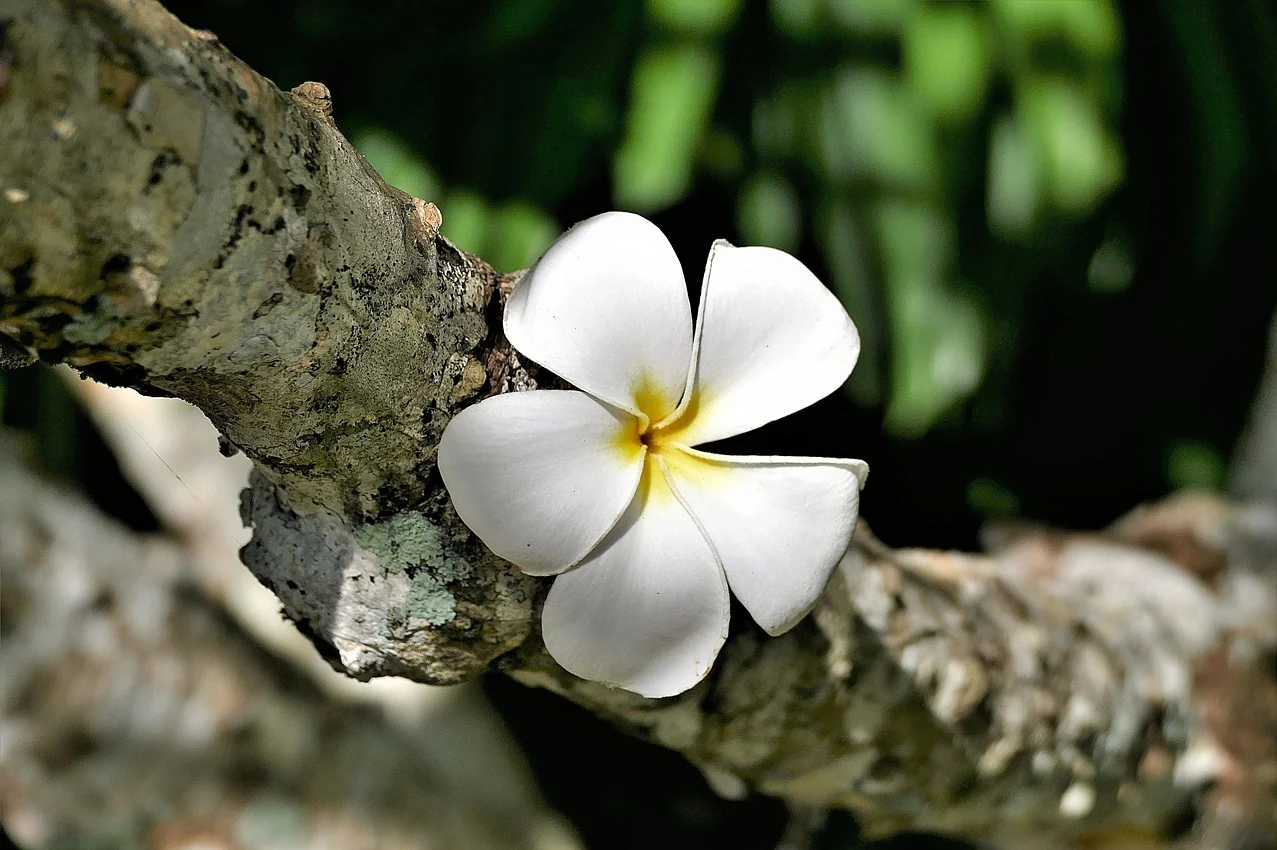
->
<box><xmin>0</xmin><ymin>0</ymin><xmax>536</xmax><ymax>682</ymax></box>
<box><xmin>2</xmin><ymin>1</ymin><xmax>1275</xmax><ymax>847</ymax></box>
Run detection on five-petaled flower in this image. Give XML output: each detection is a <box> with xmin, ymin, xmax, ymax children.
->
<box><xmin>438</xmin><ymin>211</ymin><xmax>867</xmax><ymax>698</ymax></box>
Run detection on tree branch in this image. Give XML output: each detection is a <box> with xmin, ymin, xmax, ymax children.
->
<box><xmin>0</xmin><ymin>435</ymin><xmax>574</xmax><ymax>850</ymax></box>
<box><xmin>2</xmin><ymin>1</ymin><xmax>1274</xmax><ymax>846</ymax></box>
<box><xmin>0</xmin><ymin>0</ymin><xmax>537</xmax><ymax>685</ymax></box>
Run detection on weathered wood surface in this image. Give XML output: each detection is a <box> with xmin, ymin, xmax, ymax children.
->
<box><xmin>0</xmin><ymin>437</ymin><xmax>577</xmax><ymax>850</ymax></box>
<box><xmin>2</xmin><ymin>1</ymin><xmax>1274</xmax><ymax>845</ymax></box>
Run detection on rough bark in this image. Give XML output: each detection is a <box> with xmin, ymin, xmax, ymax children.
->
<box><xmin>0</xmin><ymin>435</ymin><xmax>578</xmax><ymax>850</ymax></box>
<box><xmin>1</xmin><ymin>1</ymin><xmax>1275</xmax><ymax>847</ymax></box>
<box><xmin>0</xmin><ymin>0</ymin><xmax>538</xmax><ymax>686</ymax></box>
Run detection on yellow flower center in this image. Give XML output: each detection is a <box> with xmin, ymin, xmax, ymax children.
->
<box><xmin>623</xmin><ymin>371</ymin><xmax>692</xmax><ymax>454</ymax></box>
<box><xmin>606</xmin><ymin>372</ymin><xmax>718</xmax><ymax>506</ymax></box>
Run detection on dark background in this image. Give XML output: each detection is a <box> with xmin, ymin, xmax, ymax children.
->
<box><xmin>4</xmin><ymin>0</ymin><xmax>1275</xmax><ymax>847</ymax></box>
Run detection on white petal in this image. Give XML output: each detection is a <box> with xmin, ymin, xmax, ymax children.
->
<box><xmin>437</xmin><ymin>390</ymin><xmax>644</xmax><ymax>576</ymax></box>
<box><xmin>662</xmin><ymin>445</ymin><xmax>867</xmax><ymax>636</ymax></box>
<box><xmin>542</xmin><ymin>461</ymin><xmax>729</xmax><ymax>698</ymax></box>
<box><xmin>661</xmin><ymin>241</ymin><xmax>860</xmax><ymax>445</ymax></box>
<box><xmin>504</xmin><ymin>212</ymin><xmax>693</xmax><ymax>422</ymax></box>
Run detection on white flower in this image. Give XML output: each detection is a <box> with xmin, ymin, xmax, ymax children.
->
<box><xmin>437</xmin><ymin>211</ymin><xmax>867</xmax><ymax>698</ymax></box>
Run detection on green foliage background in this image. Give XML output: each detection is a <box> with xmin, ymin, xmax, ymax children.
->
<box><xmin>3</xmin><ymin>1</ymin><xmax>1275</xmax><ymax>847</ymax></box>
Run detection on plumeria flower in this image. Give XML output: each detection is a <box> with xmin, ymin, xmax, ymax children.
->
<box><xmin>438</xmin><ymin>212</ymin><xmax>867</xmax><ymax>698</ymax></box>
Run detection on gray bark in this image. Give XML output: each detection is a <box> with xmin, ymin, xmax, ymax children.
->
<box><xmin>0</xmin><ymin>435</ymin><xmax>577</xmax><ymax>850</ymax></box>
<box><xmin>2</xmin><ymin>0</ymin><xmax>1275</xmax><ymax>846</ymax></box>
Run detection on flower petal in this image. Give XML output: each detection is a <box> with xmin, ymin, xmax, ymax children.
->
<box><xmin>437</xmin><ymin>390</ymin><xmax>644</xmax><ymax>576</ymax></box>
<box><xmin>504</xmin><ymin>212</ymin><xmax>693</xmax><ymax>421</ymax></box>
<box><xmin>662</xmin><ymin>445</ymin><xmax>867</xmax><ymax>636</ymax></box>
<box><xmin>542</xmin><ymin>461</ymin><xmax>729</xmax><ymax>697</ymax></box>
<box><xmin>661</xmin><ymin>240</ymin><xmax>859</xmax><ymax>445</ymax></box>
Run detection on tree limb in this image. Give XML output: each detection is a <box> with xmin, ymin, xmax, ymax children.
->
<box><xmin>0</xmin><ymin>0</ymin><xmax>537</xmax><ymax>685</ymax></box>
<box><xmin>0</xmin><ymin>435</ymin><xmax>576</xmax><ymax>850</ymax></box>
<box><xmin>2</xmin><ymin>1</ymin><xmax>1274</xmax><ymax>846</ymax></box>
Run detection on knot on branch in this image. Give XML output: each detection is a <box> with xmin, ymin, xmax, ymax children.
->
<box><xmin>290</xmin><ymin>80</ymin><xmax>333</xmax><ymax>124</ymax></box>
<box><xmin>407</xmin><ymin>197</ymin><xmax>443</xmax><ymax>239</ymax></box>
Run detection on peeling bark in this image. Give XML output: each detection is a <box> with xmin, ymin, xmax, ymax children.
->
<box><xmin>2</xmin><ymin>1</ymin><xmax>1275</xmax><ymax>847</ymax></box>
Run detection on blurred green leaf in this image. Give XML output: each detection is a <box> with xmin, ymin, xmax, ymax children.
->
<box><xmin>876</xmin><ymin>200</ymin><xmax>985</xmax><ymax>436</ymax></box>
<box><xmin>487</xmin><ymin>202</ymin><xmax>560</xmax><ymax>272</ymax></box>
<box><xmin>820</xmin><ymin>200</ymin><xmax>882</xmax><ymax>406</ymax></box>
<box><xmin>752</xmin><ymin>84</ymin><xmax>806</xmax><ymax>159</ymax></box>
<box><xmin>825</xmin><ymin>0</ymin><xmax>913</xmax><ymax>37</ymax></box>
<box><xmin>439</xmin><ymin>193</ymin><xmax>558</xmax><ymax>271</ymax></box>
<box><xmin>1167</xmin><ymin>439</ymin><xmax>1227</xmax><ymax>491</ymax></box>
<box><xmin>986</xmin><ymin>112</ymin><xmax>1043</xmax><ymax>238</ymax></box>
<box><xmin>1021</xmin><ymin>79</ymin><xmax>1122</xmax><ymax>215</ymax></box>
<box><xmin>824</xmin><ymin>67</ymin><xmax>938</xmax><ymax>188</ymax></box>
<box><xmin>887</xmin><ymin>285</ymin><xmax>985</xmax><ymax>436</ymax></box>
<box><xmin>876</xmin><ymin>197</ymin><xmax>950</xmax><ymax>284</ymax></box>
<box><xmin>736</xmin><ymin>171</ymin><xmax>802</xmax><ymax>252</ymax></box>
<box><xmin>769</xmin><ymin>0</ymin><xmax>821</xmax><ymax>39</ymax></box>
<box><xmin>701</xmin><ymin>129</ymin><xmax>745</xmax><ymax>179</ymax></box>
<box><xmin>1164</xmin><ymin>0</ymin><xmax>1247</xmax><ymax>265</ymax></box>
<box><xmin>967</xmin><ymin>477</ymin><xmax>1021</xmax><ymax>516</ymax></box>
<box><xmin>440</xmin><ymin>191</ymin><xmax>491</xmax><ymax>257</ymax></box>
<box><xmin>903</xmin><ymin>5</ymin><xmax>990</xmax><ymax>123</ymax></box>
<box><xmin>613</xmin><ymin>44</ymin><xmax>721</xmax><ymax>212</ymax></box>
<box><xmin>1087</xmin><ymin>227</ymin><xmax>1135</xmax><ymax>293</ymax></box>
<box><xmin>647</xmin><ymin>0</ymin><xmax>743</xmax><ymax>36</ymax></box>
<box><xmin>991</xmin><ymin>0</ymin><xmax>1120</xmax><ymax>59</ymax></box>
<box><xmin>352</xmin><ymin>128</ymin><xmax>442</xmax><ymax>203</ymax></box>
<box><xmin>482</xmin><ymin>0</ymin><xmax>565</xmax><ymax>47</ymax></box>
